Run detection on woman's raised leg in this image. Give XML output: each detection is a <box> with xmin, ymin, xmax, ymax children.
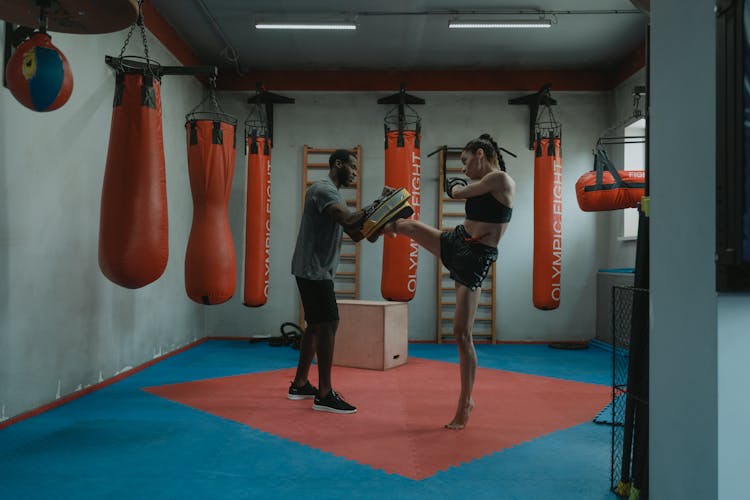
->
<box><xmin>385</xmin><ymin>219</ymin><xmax>442</xmax><ymax>257</ymax></box>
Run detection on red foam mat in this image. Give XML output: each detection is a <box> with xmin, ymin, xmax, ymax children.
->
<box><xmin>144</xmin><ymin>357</ymin><xmax>610</xmax><ymax>480</ymax></box>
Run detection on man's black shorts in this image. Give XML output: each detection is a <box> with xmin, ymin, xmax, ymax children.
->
<box><xmin>295</xmin><ymin>277</ymin><xmax>339</xmax><ymax>324</ymax></box>
<box><xmin>440</xmin><ymin>225</ymin><xmax>498</xmax><ymax>291</ymax></box>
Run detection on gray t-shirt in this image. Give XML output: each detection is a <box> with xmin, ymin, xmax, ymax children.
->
<box><xmin>291</xmin><ymin>177</ymin><xmax>345</xmax><ymax>280</ymax></box>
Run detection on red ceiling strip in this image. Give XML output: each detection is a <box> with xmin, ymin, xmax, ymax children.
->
<box><xmin>141</xmin><ymin>0</ymin><xmax>203</xmax><ymax>68</ymax></box>
<box><xmin>607</xmin><ymin>40</ymin><xmax>647</xmax><ymax>88</ymax></box>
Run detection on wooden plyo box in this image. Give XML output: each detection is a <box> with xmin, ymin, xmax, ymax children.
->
<box><xmin>333</xmin><ymin>300</ymin><xmax>408</xmax><ymax>370</ymax></box>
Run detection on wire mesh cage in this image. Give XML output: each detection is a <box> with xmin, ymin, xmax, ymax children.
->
<box><xmin>610</xmin><ymin>285</ymin><xmax>648</xmax><ymax>497</ymax></box>
<box><xmin>611</xmin><ymin>285</ymin><xmax>632</xmax><ymax>493</ymax></box>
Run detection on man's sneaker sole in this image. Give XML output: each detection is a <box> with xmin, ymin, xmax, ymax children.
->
<box><xmin>288</xmin><ymin>393</ymin><xmax>315</xmax><ymax>400</ymax></box>
<box><xmin>312</xmin><ymin>402</ymin><xmax>357</xmax><ymax>414</ymax></box>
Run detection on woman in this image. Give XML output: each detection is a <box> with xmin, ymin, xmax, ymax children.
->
<box><xmin>385</xmin><ymin>133</ymin><xmax>515</xmax><ymax>429</ymax></box>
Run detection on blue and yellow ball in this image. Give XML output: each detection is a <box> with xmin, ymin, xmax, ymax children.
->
<box><xmin>5</xmin><ymin>33</ymin><xmax>73</xmax><ymax>112</ymax></box>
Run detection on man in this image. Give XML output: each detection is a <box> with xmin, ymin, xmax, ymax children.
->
<box><xmin>288</xmin><ymin>149</ymin><xmax>366</xmax><ymax>414</ymax></box>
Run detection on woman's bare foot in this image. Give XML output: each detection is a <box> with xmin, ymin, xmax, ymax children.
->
<box><xmin>445</xmin><ymin>399</ymin><xmax>475</xmax><ymax>430</ymax></box>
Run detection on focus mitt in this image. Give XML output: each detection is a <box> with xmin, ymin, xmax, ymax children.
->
<box><xmin>359</xmin><ymin>187</ymin><xmax>414</xmax><ymax>240</ymax></box>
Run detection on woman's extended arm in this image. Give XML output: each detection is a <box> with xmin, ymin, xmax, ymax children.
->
<box><xmin>450</xmin><ymin>171</ymin><xmax>509</xmax><ymax>200</ymax></box>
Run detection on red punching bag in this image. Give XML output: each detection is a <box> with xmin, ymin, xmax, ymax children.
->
<box><xmin>99</xmin><ymin>69</ymin><xmax>168</xmax><ymax>288</ymax></box>
<box><xmin>242</xmin><ymin>129</ymin><xmax>271</xmax><ymax>307</ymax></box>
<box><xmin>381</xmin><ymin>127</ymin><xmax>421</xmax><ymax>302</ymax></box>
<box><xmin>184</xmin><ymin>114</ymin><xmax>238</xmax><ymax>304</ymax></box>
<box><xmin>576</xmin><ymin>148</ymin><xmax>645</xmax><ymax>212</ymax></box>
<box><xmin>532</xmin><ymin>130</ymin><xmax>562</xmax><ymax>310</ymax></box>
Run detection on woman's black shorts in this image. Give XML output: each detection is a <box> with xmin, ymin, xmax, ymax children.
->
<box><xmin>440</xmin><ymin>225</ymin><xmax>498</xmax><ymax>291</ymax></box>
<box><xmin>295</xmin><ymin>277</ymin><xmax>339</xmax><ymax>324</ymax></box>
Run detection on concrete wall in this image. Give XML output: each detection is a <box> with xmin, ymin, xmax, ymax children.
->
<box><xmin>650</xmin><ymin>2</ymin><xmax>750</xmax><ymax>497</ymax></box>
<box><xmin>717</xmin><ymin>295</ymin><xmax>750</xmax><ymax>500</ymax></box>
<box><xmin>648</xmin><ymin>0</ymin><xmax>750</xmax><ymax>493</ymax></box>
<box><xmin>0</xmin><ymin>26</ymin><xmax>205</xmax><ymax>421</ymax></box>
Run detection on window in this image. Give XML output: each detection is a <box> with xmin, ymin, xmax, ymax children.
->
<box><xmin>622</xmin><ymin>119</ymin><xmax>646</xmax><ymax>239</ymax></box>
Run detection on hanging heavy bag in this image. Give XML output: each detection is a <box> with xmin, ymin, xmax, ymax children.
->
<box><xmin>242</xmin><ymin>128</ymin><xmax>272</xmax><ymax>307</ymax></box>
<box><xmin>99</xmin><ymin>64</ymin><xmax>168</xmax><ymax>289</ymax></box>
<box><xmin>532</xmin><ymin>130</ymin><xmax>563</xmax><ymax>310</ymax></box>
<box><xmin>575</xmin><ymin>148</ymin><xmax>645</xmax><ymax>212</ymax></box>
<box><xmin>381</xmin><ymin>126</ymin><xmax>421</xmax><ymax>302</ymax></box>
<box><xmin>99</xmin><ymin>14</ymin><xmax>168</xmax><ymax>289</ymax></box>
<box><xmin>184</xmin><ymin>91</ymin><xmax>238</xmax><ymax>305</ymax></box>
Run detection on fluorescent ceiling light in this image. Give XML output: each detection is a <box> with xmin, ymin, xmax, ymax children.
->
<box><xmin>255</xmin><ymin>22</ymin><xmax>357</xmax><ymax>30</ymax></box>
<box><xmin>449</xmin><ymin>20</ymin><xmax>552</xmax><ymax>29</ymax></box>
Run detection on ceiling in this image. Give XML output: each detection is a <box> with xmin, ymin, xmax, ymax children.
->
<box><xmin>146</xmin><ymin>0</ymin><xmax>649</xmax><ymax>90</ymax></box>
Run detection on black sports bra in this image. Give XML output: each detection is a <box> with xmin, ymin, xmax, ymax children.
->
<box><xmin>465</xmin><ymin>192</ymin><xmax>512</xmax><ymax>223</ymax></box>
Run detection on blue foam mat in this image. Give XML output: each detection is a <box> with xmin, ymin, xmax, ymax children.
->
<box><xmin>1</xmin><ymin>341</ymin><xmax>619</xmax><ymax>500</ymax></box>
<box><xmin>593</xmin><ymin>394</ymin><xmax>626</xmax><ymax>426</ymax></box>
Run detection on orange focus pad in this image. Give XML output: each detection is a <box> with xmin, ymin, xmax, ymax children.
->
<box><xmin>242</xmin><ymin>134</ymin><xmax>271</xmax><ymax>307</ymax></box>
<box><xmin>532</xmin><ymin>136</ymin><xmax>562</xmax><ymax>311</ymax></box>
<box><xmin>184</xmin><ymin>119</ymin><xmax>237</xmax><ymax>305</ymax></box>
<box><xmin>575</xmin><ymin>170</ymin><xmax>646</xmax><ymax>212</ymax></box>
<box><xmin>381</xmin><ymin>130</ymin><xmax>421</xmax><ymax>302</ymax></box>
<box><xmin>361</xmin><ymin>188</ymin><xmax>414</xmax><ymax>240</ymax></box>
<box><xmin>99</xmin><ymin>72</ymin><xmax>168</xmax><ymax>289</ymax></box>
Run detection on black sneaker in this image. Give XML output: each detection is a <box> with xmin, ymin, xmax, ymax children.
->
<box><xmin>288</xmin><ymin>381</ymin><xmax>318</xmax><ymax>400</ymax></box>
<box><xmin>312</xmin><ymin>390</ymin><xmax>357</xmax><ymax>414</ymax></box>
